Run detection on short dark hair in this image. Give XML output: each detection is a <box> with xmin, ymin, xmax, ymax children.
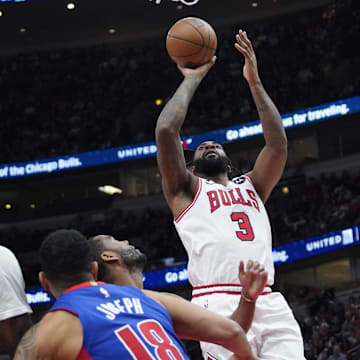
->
<box><xmin>40</xmin><ymin>229</ymin><xmax>92</xmax><ymax>285</ymax></box>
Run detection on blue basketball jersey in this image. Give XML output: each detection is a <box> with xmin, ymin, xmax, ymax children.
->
<box><xmin>50</xmin><ymin>282</ymin><xmax>189</xmax><ymax>360</ymax></box>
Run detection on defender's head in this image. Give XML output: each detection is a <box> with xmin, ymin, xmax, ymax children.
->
<box><xmin>39</xmin><ymin>229</ymin><xmax>98</xmax><ymax>298</ymax></box>
<box><xmin>88</xmin><ymin>235</ymin><xmax>146</xmax><ymax>288</ymax></box>
<box><xmin>192</xmin><ymin>141</ymin><xmax>231</xmax><ymax>178</ymax></box>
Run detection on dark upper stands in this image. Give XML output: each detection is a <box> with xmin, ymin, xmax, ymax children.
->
<box><xmin>0</xmin><ymin>0</ymin><xmax>359</xmax><ymax>164</ymax></box>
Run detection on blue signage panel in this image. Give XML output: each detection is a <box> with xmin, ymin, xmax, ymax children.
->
<box><xmin>25</xmin><ymin>225</ymin><xmax>360</xmax><ymax>306</ymax></box>
<box><xmin>1</xmin><ymin>96</ymin><xmax>359</xmax><ymax>180</ymax></box>
<box><xmin>272</xmin><ymin>225</ymin><xmax>360</xmax><ymax>265</ymax></box>
<box><xmin>143</xmin><ymin>265</ymin><xmax>188</xmax><ymax>290</ymax></box>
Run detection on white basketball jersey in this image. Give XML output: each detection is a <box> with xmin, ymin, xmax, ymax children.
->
<box><xmin>174</xmin><ymin>175</ymin><xmax>275</xmax><ymax>287</ymax></box>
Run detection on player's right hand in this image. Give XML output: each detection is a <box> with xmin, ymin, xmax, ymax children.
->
<box><xmin>238</xmin><ymin>260</ymin><xmax>268</xmax><ymax>302</ymax></box>
<box><xmin>177</xmin><ymin>56</ymin><xmax>216</xmax><ymax>79</ymax></box>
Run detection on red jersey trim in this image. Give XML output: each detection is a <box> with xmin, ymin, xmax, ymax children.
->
<box><xmin>48</xmin><ymin>307</ymin><xmax>78</xmax><ymax>316</ymax></box>
<box><xmin>242</xmin><ymin>174</ymin><xmax>253</xmax><ymax>184</ymax></box>
<box><xmin>193</xmin><ymin>283</ymin><xmax>271</xmax><ymax>290</ymax></box>
<box><xmin>174</xmin><ymin>177</ymin><xmax>202</xmax><ymax>223</ymax></box>
<box><xmin>77</xmin><ymin>346</ymin><xmax>93</xmax><ymax>360</ymax></box>
<box><xmin>192</xmin><ymin>291</ymin><xmax>272</xmax><ymax>298</ymax></box>
<box><xmin>63</xmin><ymin>281</ymin><xmax>106</xmax><ymax>294</ymax></box>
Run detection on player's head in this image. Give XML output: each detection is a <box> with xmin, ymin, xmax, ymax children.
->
<box><xmin>192</xmin><ymin>141</ymin><xmax>232</xmax><ymax>178</ymax></box>
<box><xmin>39</xmin><ymin>229</ymin><xmax>98</xmax><ymax>297</ymax></box>
<box><xmin>88</xmin><ymin>235</ymin><xmax>146</xmax><ymax>288</ymax></box>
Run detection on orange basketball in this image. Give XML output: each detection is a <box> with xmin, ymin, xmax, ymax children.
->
<box><xmin>166</xmin><ymin>17</ymin><xmax>217</xmax><ymax>68</ymax></box>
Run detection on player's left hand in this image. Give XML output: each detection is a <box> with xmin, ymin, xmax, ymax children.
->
<box><xmin>234</xmin><ymin>30</ymin><xmax>260</xmax><ymax>86</ymax></box>
<box><xmin>239</xmin><ymin>260</ymin><xmax>268</xmax><ymax>302</ymax></box>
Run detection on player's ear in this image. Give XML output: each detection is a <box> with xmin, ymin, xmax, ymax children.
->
<box><xmin>100</xmin><ymin>251</ymin><xmax>120</xmax><ymax>264</ymax></box>
<box><xmin>90</xmin><ymin>261</ymin><xmax>98</xmax><ymax>280</ymax></box>
<box><xmin>39</xmin><ymin>271</ymin><xmax>50</xmax><ymax>292</ymax></box>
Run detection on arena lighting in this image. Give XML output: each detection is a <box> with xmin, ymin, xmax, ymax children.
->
<box><xmin>155</xmin><ymin>98</ymin><xmax>163</xmax><ymax>106</ymax></box>
<box><xmin>282</xmin><ymin>186</ymin><xmax>289</xmax><ymax>194</ymax></box>
<box><xmin>0</xmin><ymin>11</ymin><xmax>3</xmax><ymax>16</ymax></box>
<box><xmin>30</xmin><ymin>203</ymin><xmax>36</xmax><ymax>209</ymax></box>
<box><xmin>98</xmin><ymin>185</ymin><xmax>123</xmax><ymax>195</ymax></box>
<box><xmin>4</xmin><ymin>203</ymin><xmax>11</xmax><ymax>210</ymax></box>
<box><xmin>66</xmin><ymin>2</ymin><xmax>75</xmax><ymax>10</ymax></box>
<box><xmin>251</xmin><ymin>2</ymin><xmax>258</xmax><ymax>7</ymax></box>
<box><xmin>19</xmin><ymin>28</ymin><xmax>26</xmax><ymax>33</ymax></box>
<box><xmin>108</xmin><ymin>28</ymin><xmax>116</xmax><ymax>34</ymax></box>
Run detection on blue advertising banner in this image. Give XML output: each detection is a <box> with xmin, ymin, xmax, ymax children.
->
<box><xmin>26</xmin><ymin>225</ymin><xmax>360</xmax><ymax>306</ymax></box>
<box><xmin>1</xmin><ymin>96</ymin><xmax>359</xmax><ymax>180</ymax></box>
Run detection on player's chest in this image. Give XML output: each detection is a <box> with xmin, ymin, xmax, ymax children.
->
<box><xmin>203</xmin><ymin>185</ymin><xmax>261</xmax><ymax>214</ymax></box>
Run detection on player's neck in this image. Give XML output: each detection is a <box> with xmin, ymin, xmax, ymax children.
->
<box><xmin>198</xmin><ymin>172</ymin><xmax>229</xmax><ymax>186</ymax></box>
<box><xmin>107</xmin><ymin>268</ymin><xmax>139</xmax><ymax>288</ymax></box>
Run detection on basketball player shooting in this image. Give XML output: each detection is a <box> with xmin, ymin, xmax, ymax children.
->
<box><xmin>155</xmin><ymin>29</ymin><xmax>305</xmax><ymax>359</ymax></box>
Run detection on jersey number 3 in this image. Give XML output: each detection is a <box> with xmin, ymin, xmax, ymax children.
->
<box><xmin>231</xmin><ymin>212</ymin><xmax>254</xmax><ymax>241</ymax></box>
<box><xmin>115</xmin><ymin>319</ymin><xmax>185</xmax><ymax>360</ymax></box>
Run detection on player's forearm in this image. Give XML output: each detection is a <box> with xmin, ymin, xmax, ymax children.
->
<box><xmin>155</xmin><ymin>77</ymin><xmax>202</xmax><ymax>135</ymax></box>
<box><xmin>248</xmin><ymin>81</ymin><xmax>287</xmax><ymax>150</ymax></box>
<box><xmin>230</xmin><ymin>298</ymin><xmax>255</xmax><ymax>333</ymax></box>
<box><xmin>221</xmin><ymin>326</ymin><xmax>256</xmax><ymax>360</ymax></box>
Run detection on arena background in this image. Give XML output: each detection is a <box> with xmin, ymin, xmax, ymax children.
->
<box><xmin>0</xmin><ymin>0</ymin><xmax>359</xmax><ymax>358</ymax></box>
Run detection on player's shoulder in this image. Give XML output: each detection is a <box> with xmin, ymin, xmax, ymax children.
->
<box><xmin>231</xmin><ymin>174</ymin><xmax>253</xmax><ymax>185</ymax></box>
<box><xmin>30</xmin><ymin>311</ymin><xmax>82</xmax><ymax>360</ymax></box>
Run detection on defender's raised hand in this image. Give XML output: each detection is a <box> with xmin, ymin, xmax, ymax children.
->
<box><xmin>239</xmin><ymin>260</ymin><xmax>268</xmax><ymax>303</ymax></box>
<box><xmin>234</xmin><ymin>30</ymin><xmax>260</xmax><ymax>86</ymax></box>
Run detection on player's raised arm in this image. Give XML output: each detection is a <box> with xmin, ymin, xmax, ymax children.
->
<box><xmin>155</xmin><ymin>58</ymin><xmax>216</xmax><ymax>212</ymax></box>
<box><xmin>144</xmin><ymin>289</ymin><xmax>257</xmax><ymax>360</ymax></box>
<box><xmin>230</xmin><ymin>260</ymin><xmax>268</xmax><ymax>333</ymax></box>
<box><xmin>235</xmin><ymin>30</ymin><xmax>287</xmax><ymax>203</ymax></box>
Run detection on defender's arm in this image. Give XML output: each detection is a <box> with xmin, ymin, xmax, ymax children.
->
<box><xmin>144</xmin><ymin>290</ymin><xmax>257</xmax><ymax>360</ymax></box>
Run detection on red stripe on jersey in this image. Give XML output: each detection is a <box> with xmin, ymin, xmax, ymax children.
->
<box><xmin>192</xmin><ymin>291</ymin><xmax>272</xmax><ymax>298</ymax></box>
<box><xmin>63</xmin><ymin>281</ymin><xmax>106</xmax><ymax>294</ymax></box>
<box><xmin>174</xmin><ymin>178</ymin><xmax>202</xmax><ymax>223</ymax></box>
<box><xmin>48</xmin><ymin>307</ymin><xmax>78</xmax><ymax>316</ymax></box>
<box><xmin>242</xmin><ymin>174</ymin><xmax>253</xmax><ymax>184</ymax></box>
<box><xmin>193</xmin><ymin>283</ymin><xmax>271</xmax><ymax>289</ymax></box>
<box><xmin>77</xmin><ymin>346</ymin><xmax>93</xmax><ymax>360</ymax></box>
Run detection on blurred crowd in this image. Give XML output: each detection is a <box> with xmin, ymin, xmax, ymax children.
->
<box><xmin>295</xmin><ymin>289</ymin><xmax>360</xmax><ymax>359</ymax></box>
<box><xmin>269</xmin><ymin>169</ymin><xmax>360</xmax><ymax>245</ymax></box>
<box><xmin>0</xmin><ymin>0</ymin><xmax>359</xmax><ymax>164</ymax></box>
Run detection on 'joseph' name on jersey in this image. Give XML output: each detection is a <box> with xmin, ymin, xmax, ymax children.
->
<box><xmin>96</xmin><ymin>297</ymin><xmax>144</xmax><ymax>320</ymax></box>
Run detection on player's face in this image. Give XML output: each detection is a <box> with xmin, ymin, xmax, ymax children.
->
<box><xmin>193</xmin><ymin>141</ymin><xmax>226</xmax><ymax>161</ymax></box>
<box><xmin>193</xmin><ymin>141</ymin><xmax>230</xmax><ymax>177</ymax></box>
<box><xmin>103</xmin><ymin>237</ymin><xmax>147</xmax><ymax>269</ymax></box>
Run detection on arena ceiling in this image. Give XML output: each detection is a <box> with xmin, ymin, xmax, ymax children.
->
<box><xmin>0</xmin><ymin>0</ymin><xmax>331</xmax><ymax>54</ymax></box>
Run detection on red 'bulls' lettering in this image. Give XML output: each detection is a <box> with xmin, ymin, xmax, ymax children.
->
<box><xmin>247</xmin><ymin>189</ymin><xmax>259</xmax><ymax>212</ymax></box>
<box><xmin>219</xmin><ymin>190</ymin><xmax>231</xmax><ymax>206</ymax></box>
<box><xmin>207</xmin><ymin>191</ymin><xmax>220</xmax><ymax>213</ymax></box>
<box><xmin>206</xmin><ymin>187</ymin><xmax>260</xmax><ymax>213</ymax></box>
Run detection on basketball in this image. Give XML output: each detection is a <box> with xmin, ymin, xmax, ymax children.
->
<box><xmin>166</xmin><ymin>17</ymin><xmax>217</xmax><ymax>68</ymax></box>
